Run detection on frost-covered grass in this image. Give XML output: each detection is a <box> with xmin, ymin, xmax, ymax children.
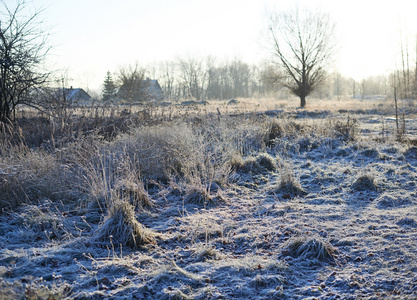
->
<box><xmin>1</xmin><ymin>101</ymin><xmax>417</xmax><ymax>299</ymax></box>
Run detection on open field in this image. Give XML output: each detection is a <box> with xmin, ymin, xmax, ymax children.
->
<box><xmin>1</xmin><ymin>98</ymin><xmax>417</xmax><ymax>299</ymax></box>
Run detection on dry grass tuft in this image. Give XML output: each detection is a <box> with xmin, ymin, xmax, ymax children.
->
<box><xmin>266</xmin><ymin>121</ymin><xmax>283</xmax><ymax>147</ymax></box>
<box><xmin>115</xmin><ymin>179</ymin><xmax>153</xmax><ymax>209</ymax></box>
<box><xmin>396</xmin><ymin>217</ymin><xmax>417</xmax><ymax>227</ymax></box>
<box><xmin>404</xmin><ymin>146</ymin><xmax>417</xmax><ymax>159</ymax></box>
<box><xmin>329</xmin><ymin>116</ymin><xmax>359</xmax><ymax>142</ymax></box>
<box><xmin>93</xmin><ymin>200</ymin><xmax>155</xmax><ymax>248</ymax></box>
<box><xmin>282</xmin><ymin>237</ymin><xmax>338</xmax><ymax>263</ymax></box>
<box><xmin>0</xmin><ymin>278</ymin><xmax>71</xmax><ymax>300</ymax></box>
<box><xmin>249</xmin><ymin>274</ymin><xmax>285</xmax><ymax>288</ymax></box>
<box><xmin>193</xmin><ymin>244</ymin><xmax>223</xmax><ymax>262</ymax></box>
<box><xmin>275</xmin><ymin>165</ymin><xmax>306</xmax><ymax>196</ymax></box>
<box><xmin>10</xmin><ymin>204</ymin><xmax>64</xmax><ymax>240</ymax></box>
<box><xmin>256</xmin><ymin>153</ymin><xmax>278</xmax><ymax>171</ymax></box>
<box><xmin>184</xmin><ymin>187</ymin><xmax>213</xmax><ymax>205</ymax></box>
<box><xmin>233</xmin><ymin>153</ymin><xmax>277</xmax><ymax>174</ymax></box>
<box><xmin>239</xmin><ymin>156</ymin><xmax>260</xmax><ymax>173</ymax></box>
<box><xmin>351</xmin><ymin>174</ymin><xmax>378</xmax><ymax>191</ymax></box>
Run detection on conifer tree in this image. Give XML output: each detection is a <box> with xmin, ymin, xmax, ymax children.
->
<box><xmin>102</xmin><ymin>71</ymin><xmax>117</xmax><ymax>101</ymax></box>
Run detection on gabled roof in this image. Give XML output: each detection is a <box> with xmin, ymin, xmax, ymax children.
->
<box><xmin>142</xmin><ymin>79</ymin><xmax>163</xmax><ymax>100</ymax></box>
<box><xmin>63</xmin><ymin>88</ymin><xmax>91</xmax><ymax>102</ymax></box>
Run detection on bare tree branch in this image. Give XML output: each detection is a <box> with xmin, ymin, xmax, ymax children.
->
<box><xmin>0</xmin><ymin>0</ymin><xmax>50</xmax><ymax>122</ymax></box>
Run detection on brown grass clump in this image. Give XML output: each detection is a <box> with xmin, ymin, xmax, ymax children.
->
<box><xmin>93</xmin><ymin>200</ymin><xmax>155</xmax><ymax>248</ymax></box>
<box><xmin>282</xmin><ymin>237</ymin><xmax>338</xmax><ymax>263</ymax></box>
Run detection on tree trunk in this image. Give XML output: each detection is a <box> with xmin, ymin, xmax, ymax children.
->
<box><xmin>300</xmin><ymin>95</ymin><xmax>306</xmax><ymax>108</ymax></box>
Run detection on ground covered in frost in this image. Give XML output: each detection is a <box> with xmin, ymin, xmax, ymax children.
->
<box><xmin>1</xmin><ymin>105</ymin><xmax>417</xmax><ymax>299</ymax></box>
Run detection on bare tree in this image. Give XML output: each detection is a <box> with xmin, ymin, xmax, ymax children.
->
<box><xmin>116</xmin><ymin>63</ymin><xmax>146</xmax><ymax>105</ymax></box>
<box><xmin>0</xmin><ymin>0</ymin><xmax>50</xmax><ymax>123</ymax></box>
<box><xmin>267</xmin><ymin>7</ymin><xmax>336</xmax><ymax>108</ymax></box>
<box><xmin>177</xmin><ymin>55</ymin><xmax>207</xmax><ymax>100</ymax></box>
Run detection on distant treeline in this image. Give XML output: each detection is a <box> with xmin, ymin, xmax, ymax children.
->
<box><xmin>117</xmin><ymin>56</ymin><xmax>415</xmax><ymax>101</ymax></box>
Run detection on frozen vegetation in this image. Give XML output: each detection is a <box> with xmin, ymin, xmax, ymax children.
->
<box><xmin>0</xmin><ymin>99</ymin><xmax>417</xmax><ymax>299</ymax></box>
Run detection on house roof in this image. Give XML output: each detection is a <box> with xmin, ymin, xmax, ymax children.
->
<box><xmin>63</xmin><ymin>88</ymin><xmax>91</xmax><ymax>101</ymax></box>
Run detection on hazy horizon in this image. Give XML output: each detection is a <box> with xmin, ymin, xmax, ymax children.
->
<box><xmin>17</xmin><ymin>0</ymin><xmax>417</xmax><ymax>93</ymax></box>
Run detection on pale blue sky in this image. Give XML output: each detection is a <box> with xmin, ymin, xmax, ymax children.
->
<box><xmin>14</xmin><ymin>0</ymin><xmax>417</xmax><ymax>92</ymax></box>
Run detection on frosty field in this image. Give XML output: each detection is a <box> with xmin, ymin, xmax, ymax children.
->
<box><xmin>0</xmin><ymin>99</ymin><xmax>417</xmax><ymax>299</ymax></box>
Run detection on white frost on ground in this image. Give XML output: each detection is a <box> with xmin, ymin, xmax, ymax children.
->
<box><xmin>1</xmin><ymin>110</ymin><xmax>417</xmax><ymax>299</ymax></box>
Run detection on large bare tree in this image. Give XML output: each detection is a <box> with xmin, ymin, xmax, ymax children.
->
<box><xmin>116</xmin><ymin>63</ymin><xmax>147</xmax><ymax>104</ymax></box>
<box><xmin>0</xmin><ymin>0</ymin><xmax>50</xmax><ymax>122</ymax></box>
<box><xmin>268</xmin><ymin>7</ymin><xmax>336</xmax><ymax>108</ymax></box>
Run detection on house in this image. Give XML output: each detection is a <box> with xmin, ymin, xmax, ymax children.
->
<box><xmin>142</xmin><ymin>78</ymin><xmax>164</xmax><ymax>101</ymax></box>
<box><xmin>63</xmin><ymin>87</ymin><xmax>91</xmax><ymax>103</ymax></box>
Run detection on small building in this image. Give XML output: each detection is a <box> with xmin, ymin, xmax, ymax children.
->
<box><xmin>63</xmin><ymin>87</ymin><xmax>91</xmax><ymax>103</ymax></box>
<box><xmin>142</xmin><ymin>78</ymin><xmax>164</xmax><ymax>101</ymax></box>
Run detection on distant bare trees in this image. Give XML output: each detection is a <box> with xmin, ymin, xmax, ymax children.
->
<box><xmin>267</xmin><ymin>7</ymin><xmax>336</xmax><ymax>108</ymax></box>
<box><xmin>177</xmin><ymin>55</ymin><xmax>207</xmax><ymax>100</ymax></box>
<box><xmin>393</xmin><ymin>34</ymin><xmax>417</xmax><ymax>100</ymax></box>
<box><xmin>102</xmin><ymin>56</ymin><xmax>394</xmax><ymax>104</ymax></box>
<box><xmin>0</xmin><ymin>0</ymin><xmax>50</xmax><ymax>122</ymax></box>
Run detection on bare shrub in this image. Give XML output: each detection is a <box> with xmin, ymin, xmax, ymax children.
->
<box><xmin>93</xmin><ymin>200</ymin><xmax>155</xmax><ymax>248</ymax></box>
